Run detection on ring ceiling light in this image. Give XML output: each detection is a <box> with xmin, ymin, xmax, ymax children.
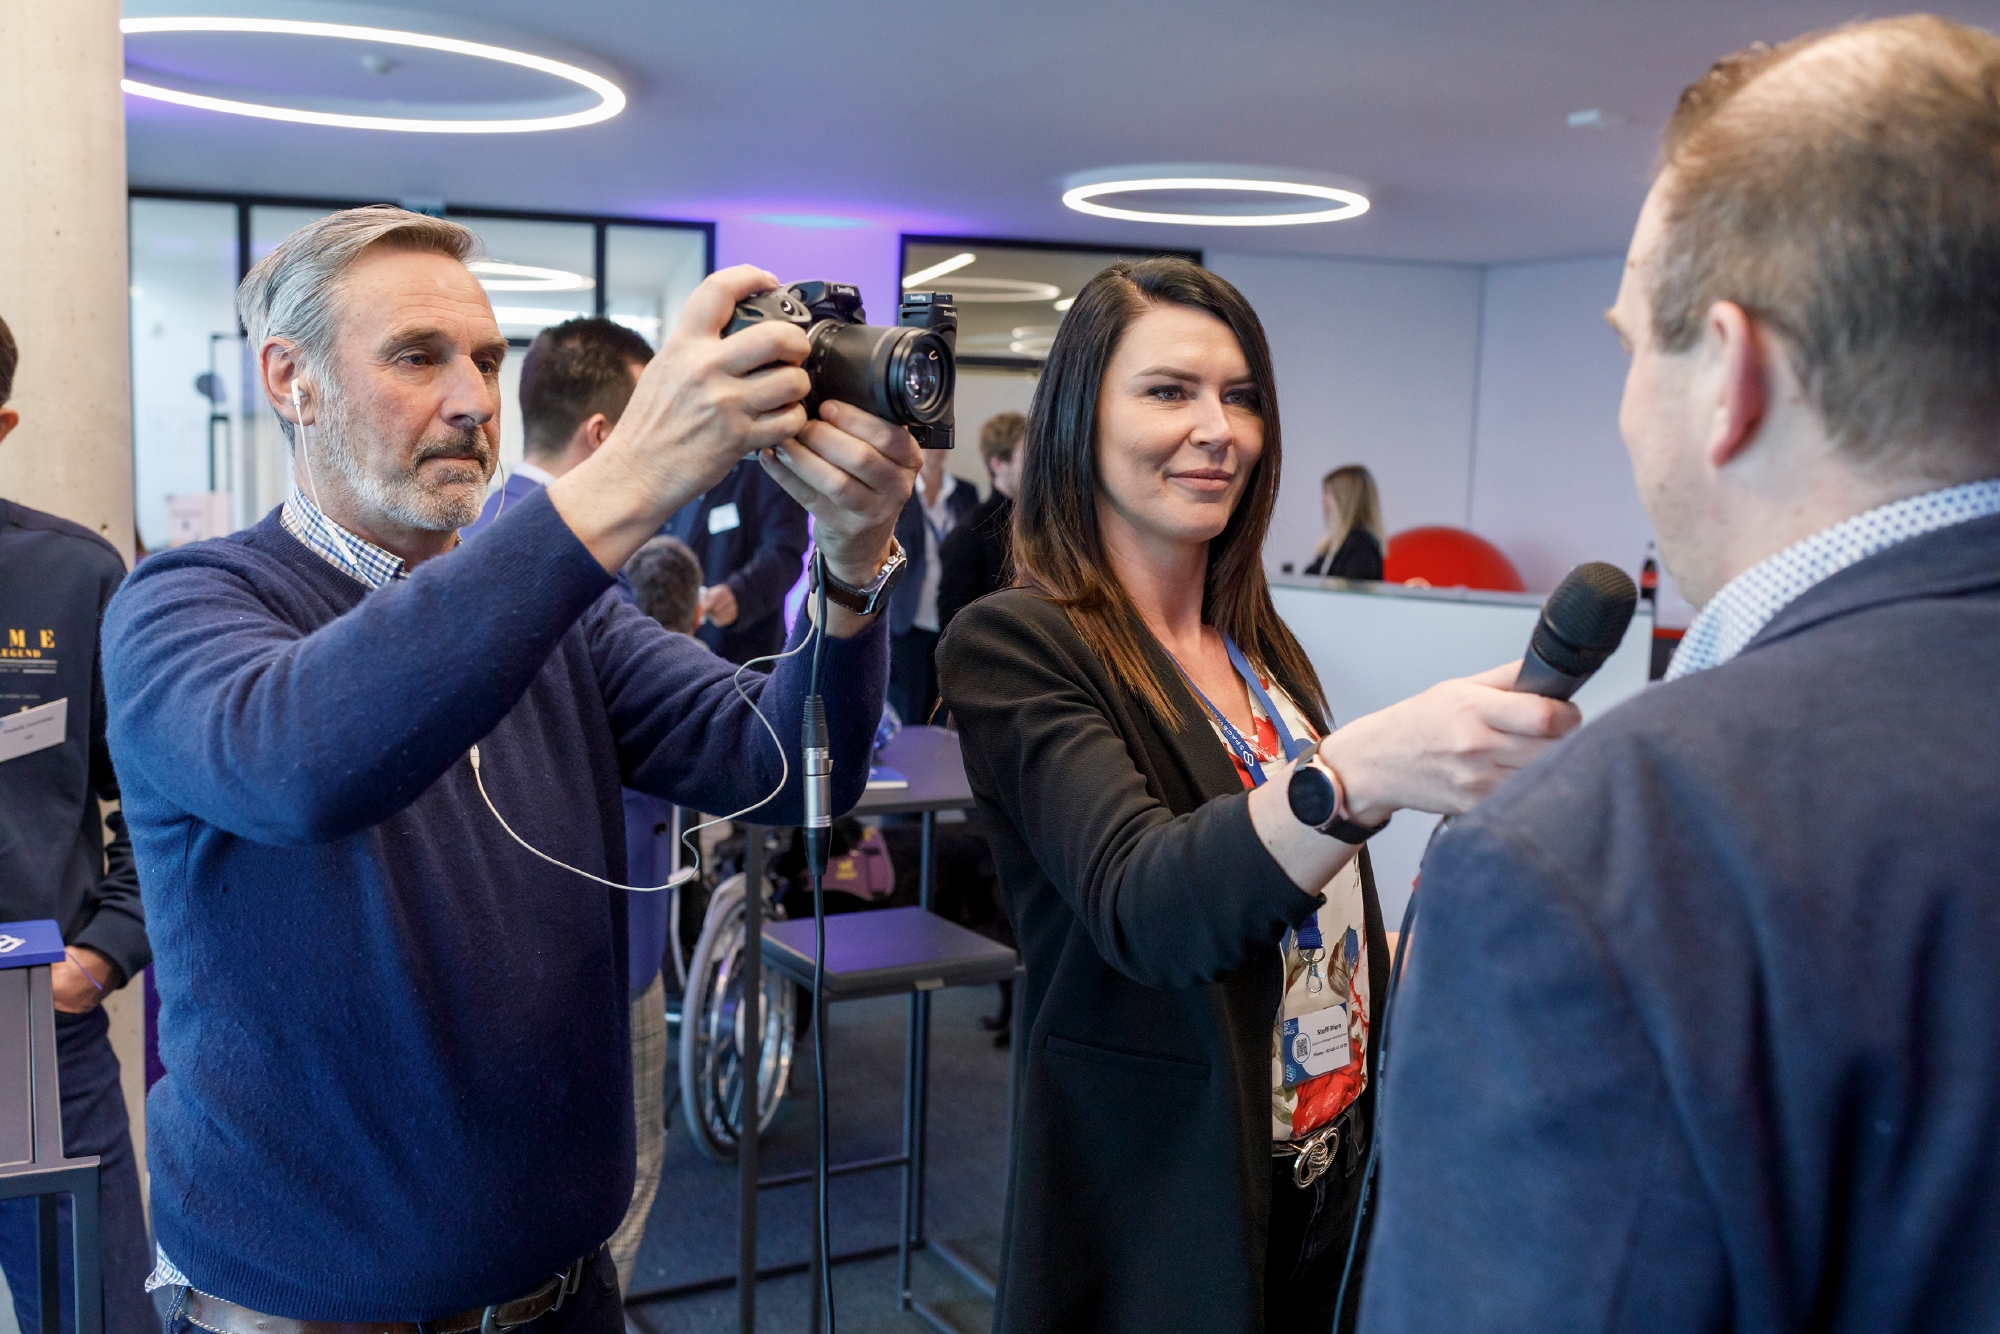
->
<box><xmin>469</xmin><ymin>261</ymin><xmax>595</xmax><ymax>292</ymax></box>
<box><xmin>936</xmin><ymin>277</ymin><xmax>1064</xmax><ymax>304</ymax></box>
<box><xmin>1062</xmin><ymin>168</ymin><xmax>1370</xmax><ymax>227</ymax></box>
<box><xmin>119</xmin><ymin>17</ymin><xmax>625</xmax><ymax>133</ymax></box>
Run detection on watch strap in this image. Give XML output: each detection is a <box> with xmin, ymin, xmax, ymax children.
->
<box><xmin>815</xmin><ymin>540</ymin><xmax>908</xmax><ymax>617</ymax></box>
<box><xmin>1300</xmin><ymin>755</ymin><xmax>1391</xmax><ymax>844</ymax></box>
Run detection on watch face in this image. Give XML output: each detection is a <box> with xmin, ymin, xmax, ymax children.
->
<box><xmin>1287</xmin><ymin>764</ymin><xmax>1339</xmax><ymax>828</ymax></box>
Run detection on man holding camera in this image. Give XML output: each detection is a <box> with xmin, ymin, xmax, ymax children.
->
<box><xmin>102</xmin><ymin>207</ymin><xmax>916</xmax><ymax>1333</ymax></box>
<box><xmin>1360</xmin><ymin>17</ymin><xmax>2000</xmax><ymax>1332</ymax></box>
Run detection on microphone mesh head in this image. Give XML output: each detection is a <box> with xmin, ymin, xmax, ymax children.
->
<box><xmin>1533</xmin><ymin>562</ymin><xmax>1639</xmax><ymax>677</ymax></box>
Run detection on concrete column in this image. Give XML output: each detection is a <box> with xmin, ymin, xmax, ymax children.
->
<box><xmin>0</xmin><ymin>0</ymin><xmax>147</xmax><ymax>1208</ymax></box>
<box><xmin>0</xmin><ymin>0</ymin><xmax>134</xmax><ymax>556</ymax></box>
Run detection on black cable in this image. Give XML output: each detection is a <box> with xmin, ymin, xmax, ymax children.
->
<box><xmin>1331</xmin><ymin>818</ymin><xmax>1447</xmax><ymax>1331</ymax></box>
<box><xmin>804</xmin><ymin>550</ymin><xmax>836</xmax><ymax>1333</ymax></box>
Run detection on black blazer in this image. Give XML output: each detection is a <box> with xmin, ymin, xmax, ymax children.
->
<box><xmin>938</xmin><ymin>589</ymin><xmax>1389</xmax><ymax>1334</ymax></box>
<box><xmin>1304</xmin><ymin>529</ymin><xmax>1383</xmax><ymax>581</ymax></box>
<box><xmin>935</xmin><ymin>491</ymin><xmax>1012</xmax><ymax>639</ymax></box>
<box><xmin>664</xmin><ymin>460</ymin><xmax>809</xmax><ymax>664</ymax></box>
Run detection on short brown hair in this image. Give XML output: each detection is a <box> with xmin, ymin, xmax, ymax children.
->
<box><xmin>0</xmin><ymin>314</ymin><xmax>16</xmax><ymax>408</ymax></box>
<box><xmin>1650</xmin><ymin>16</ymin><xmax>2000</xmax><ymax>479</ymax></box>
<box><xmin>978</xmin><ymin>411</ymin><xmax>1025</xmax><ymax>466</ymax></box>
<box><xmin>626</xmin><ymin>536</ymin><xmax>704</xmax><ymax>635</ymax></box>
<box><xmin>519</xmin><ymin>317</ymin><xmax>655</xmax><ymax>459</ymax></box>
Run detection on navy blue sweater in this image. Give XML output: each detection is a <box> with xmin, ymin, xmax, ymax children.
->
<box><xmin>101</xmin><ymin>490</ymin><xmax>885</xmax><ymax>1319</ymax></box>
<box><xmin>1360</xmin><ymin>514</ymin><xmax>2000</xmax><ymax>1333</ymax></box>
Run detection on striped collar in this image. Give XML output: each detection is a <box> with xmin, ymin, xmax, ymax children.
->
<box><xmin>1667</xmin><ymin>477</ymin><xmax>2000</xmax><ymax>680</ymax></box>
<box><xmin>279</xmin><ymin>487</ymin><xmax>410</xmax><ymax>589</ymax></box>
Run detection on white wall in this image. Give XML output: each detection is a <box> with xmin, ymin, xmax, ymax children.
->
<box><xmin>1468</xmin><ymin>255</ymin><xmax>1658</xmax><ymax>591</ymax></box>
<box><xmin>1209</xmin><ymin>252</ymin><xmax>1485</xmax><ymax>576</ymax></box>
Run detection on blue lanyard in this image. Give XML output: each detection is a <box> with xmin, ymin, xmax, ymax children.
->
<box><xmin>1170</xmin><ymin>636</ymin><xmax>1324</xmax><ymax>954</ymax></box>
<box><xmin>1169</xmin><ymin>635</ymin><xmax>1310</xmax><ymax>786</ymax></box>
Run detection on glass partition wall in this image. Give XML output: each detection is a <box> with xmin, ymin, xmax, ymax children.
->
<box><xmin>128</xmin><ymin>191</ymin><xmax>711</xmax><ymax>553</ymax></box>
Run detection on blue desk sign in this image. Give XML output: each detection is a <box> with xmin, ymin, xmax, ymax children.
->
<box><xmin>0</xmin><ymin>919</ymin><xmax>65</xmax><ymax>970</ymax></box>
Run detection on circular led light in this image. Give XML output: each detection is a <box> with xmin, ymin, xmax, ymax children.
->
<box><xmin>119</xmin><ymin>17</ymin><xmax>625</xmax><ymax>133</ymax></box>
<box><xmin>936</xmin><ymin>277</ymin><xmax>1063</xmax><ymax>304</ymax></box>
<box><xmin>469</xmin><ymin>261</ymin><xmax>594</xmax><ymax>292</ymax></box>
<box><xmin>1062</xmin><ymin>176</ymin><xmax>1370</xmax><ymax>227</ymax></box>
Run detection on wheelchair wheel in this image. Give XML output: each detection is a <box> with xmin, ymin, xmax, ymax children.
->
<box><xmin>678</xmin><ymin>870</ymin><xmax>798</xmax><ymax>1162</ymax></box>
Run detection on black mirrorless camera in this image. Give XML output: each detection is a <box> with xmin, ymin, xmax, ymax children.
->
<box><xmin>724</xmin><ymin>281</ymin><xmax>957</xmax><ymax>448</ymax></box>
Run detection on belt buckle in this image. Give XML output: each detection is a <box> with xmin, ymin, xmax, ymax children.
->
<box><xmin>1291</xmin><ymin>1123</ymin><xmax>1339</xmax><ymax>1188</ymax></box>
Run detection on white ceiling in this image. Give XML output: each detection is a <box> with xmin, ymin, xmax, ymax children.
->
<box><xmin>123</xmin><ymin>0</ymin><xmax>2000</xmax><ymax>265</ymax></box>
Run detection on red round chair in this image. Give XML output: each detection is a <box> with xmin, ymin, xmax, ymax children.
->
<box><xmin>1382</xmin><ymin>526</ymin><xmax>1526</xmax><ymax>592</ymax></box>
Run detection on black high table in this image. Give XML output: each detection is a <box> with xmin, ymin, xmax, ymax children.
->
<box><xmin>737</xmin><ymin>725</ymin><xmax>1015</xmax><ymax>1333</ymax></box>
<box><xmin>0</xmin><ymin>930</ymin><xmax>103</xmax><ymax>1334</ymax></box>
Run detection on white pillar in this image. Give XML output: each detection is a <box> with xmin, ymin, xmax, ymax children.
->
<box><xmin>0</xmin><ymin>0</ymin><xmax>134</xmax><ymax>555</ymax></box>
<box><xmin>0</xmin><ymin>0</ymin><xmax>147</xmax><ymax>1208</ymax></box>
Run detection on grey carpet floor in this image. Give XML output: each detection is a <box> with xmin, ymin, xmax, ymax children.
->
<box><xmin>624</xmin><ymin>983</ymin><xmax>1013</xmax><ymax>1334</ymax></box>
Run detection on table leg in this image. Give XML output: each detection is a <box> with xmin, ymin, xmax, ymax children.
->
<box><xmin>36</xmin><ymin>1195</ymin><xmax>58</xmax><ymax>1334</ymax></box>
<box><xmin>69</xmin><ymin>1171</ymin><xmax>101</xmax><ymax>1334</ymax></box>
<box><xmin>741</xmin><ymin>826</ymin><xmax>765</xmax><ymax>1334</ymax></box>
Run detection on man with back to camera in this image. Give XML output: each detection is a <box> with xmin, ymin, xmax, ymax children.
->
<box><xmin>661</xmin><ymin>444</ymin><xmax>810</xmax><ymax>666</ymax></box>
<box><xmin>99</xmin><ymin>207</ymin><xmax>918</xmax><ymax>1333</ymax></box>
<box><xmin>1359</xmin><ymin>17</ymin><xmax>2000</xmax><ymax>1333</ymax></box>
<box><xmin>0</xmin><ymin>316</ymin><xmax>155</xmax><ymax>1332</ymax></box>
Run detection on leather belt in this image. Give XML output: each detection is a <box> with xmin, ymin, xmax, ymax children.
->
<box><xmin>179</xmin><ymin>1256</ymin><xmax>589</xmax><ymax>1334</ymax></box>
<box><xmin>1273</xmin><ymin>1103</ymin><xmax>1365</xmax><ymax>1188</ymax></box>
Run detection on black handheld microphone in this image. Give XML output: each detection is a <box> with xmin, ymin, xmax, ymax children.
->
<box><xmin>1512</xmin><ymin>561</ymin><xmax>1640</xmax><ymax>701</ymax></box>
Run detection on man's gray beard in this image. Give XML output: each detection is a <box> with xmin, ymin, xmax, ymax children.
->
<box><xmin>309</xmin><ymin>388</ymin><xmax>494</xmax><ymax>533</ymax></box>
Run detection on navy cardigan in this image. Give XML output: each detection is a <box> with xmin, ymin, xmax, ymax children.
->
<box><xmin>1360</xmin><ymin>513</ymin><xmax>2000</xmax><ymax>1333</ymax></box>
<box><xmin>102</xmin><ymin>490</ymin><xmax>885</xmax><ymax>1320</ymax></box>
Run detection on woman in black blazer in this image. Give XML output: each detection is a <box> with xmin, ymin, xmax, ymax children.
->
<box><xmin>937</xmin><ymin>259</ymin><xmax>1577</xmax><ymax>1333</ymax></box>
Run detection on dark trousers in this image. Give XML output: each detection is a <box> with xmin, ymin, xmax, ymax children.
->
<box><xmin>1264</xmin><ymin>1114</ymin><xmax>1370</xmax><ymax>1334</ymax></box>
<box><xmin>161</xmin><ymin>1249</ymin><xmax>622</xmax><ymax>1334</ymax></box>
<box><xmin>888</xmin><ymin>627</ymin><xmax>941</xmax><ymax>727</ymax></box>
<box><xmin>0</xmin><ymin>1007</ymin><xmax>155</xmax><ymax>1334</ymax></box>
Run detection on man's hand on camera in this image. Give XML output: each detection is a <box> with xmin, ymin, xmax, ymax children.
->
<box><xmin>547</xmin><ymin>265</ymin><xmax>811</xmax><ymax>573</ymax></box>
<box><xmin>757</xmin><ymin>400</ymin><xmax>922</xmax><ymax>636</ymax></box>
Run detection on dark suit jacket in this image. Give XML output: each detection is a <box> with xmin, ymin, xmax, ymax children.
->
<box><xmin>1360</xmin><ymin>513</ymin><xmax>2000</xmax><ymax>1334</ymax></box>
<box><xmin>666</xmin><ymin>460</ymin><xmax>810</xmax><ymax>664</ymax></box>
<box><xmin>890</xmin><ymin>476</ymin><xmax>979</xmax><ymax>636</ymax></box>
<box><xmin>939</xmin><ymin>589</ymin><xmax>1390</xmax><ymax>1334</ymax></box>
<box><xmin>936</xmin><ymin>491</ymin><xmax>1012</xmax><ymax>639</ymax></box>
<box><xmin>1304</xmin><ymin>530</ymin><xmax>1383</xmax><ymax>580</ymax></box>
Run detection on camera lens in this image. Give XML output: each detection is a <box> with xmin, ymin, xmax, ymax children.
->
<box><xmin>904</xmin><ymin>348</ymin><xmax>942</xmax><ymax>406</ymax></box>
<box><xmin>888</xmin><ymin>331</ymin><xmax>953</xmax><ymax>422</ymax></box>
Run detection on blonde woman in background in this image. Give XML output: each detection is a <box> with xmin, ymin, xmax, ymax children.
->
<box><xmin>1304</xmin><ymin>464</ymin><xmax>1385</xmax><ymax>579</ymax></box>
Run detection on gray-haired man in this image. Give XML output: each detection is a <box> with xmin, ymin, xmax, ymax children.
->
<box><xmin>101</xmin><ymin>207</ymin><xmax>915</xmax><ymax>1333</ymax></box>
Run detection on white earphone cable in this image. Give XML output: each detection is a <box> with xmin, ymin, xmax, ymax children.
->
<box><xmin>467</xmin><ymin>548</ymin><xmax>826</xmax><ymax>892</ymax></box>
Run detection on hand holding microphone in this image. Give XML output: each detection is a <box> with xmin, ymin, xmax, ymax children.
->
<box><xmin>1319</xmin><ymin>563</ymin><xmax>1637</xmax><ymax>825</ymax></box>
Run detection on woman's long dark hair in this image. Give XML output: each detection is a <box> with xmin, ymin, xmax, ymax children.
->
<box><xmin>1012</xmin><ymin>257</ymin><xmax>1328</xmax><ymax>728</ymax></box>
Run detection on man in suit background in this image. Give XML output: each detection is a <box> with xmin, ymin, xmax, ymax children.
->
<box><xmin>938</xmin><ymin>410</ymin><xmax>1025</xmax><ymax>640</ymax></box>
<box><xmin>888</xmin><ymin>447</ymin><xmax>978</xmax><ymax>724</ymax></box>
<box><xmin>662</xmin><ymin>457</ymin><xmax>809</xmax><ymax>666</ymax></box>
<box><xmin>1360</xmin><ymin>17</ymin><xmax>2000</xmax><ymax>1332</ymax></box>
<box><xmin>464</xmin><ymin>315</ymin><xmax>654</xmax><ymax>541</ymax></box>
